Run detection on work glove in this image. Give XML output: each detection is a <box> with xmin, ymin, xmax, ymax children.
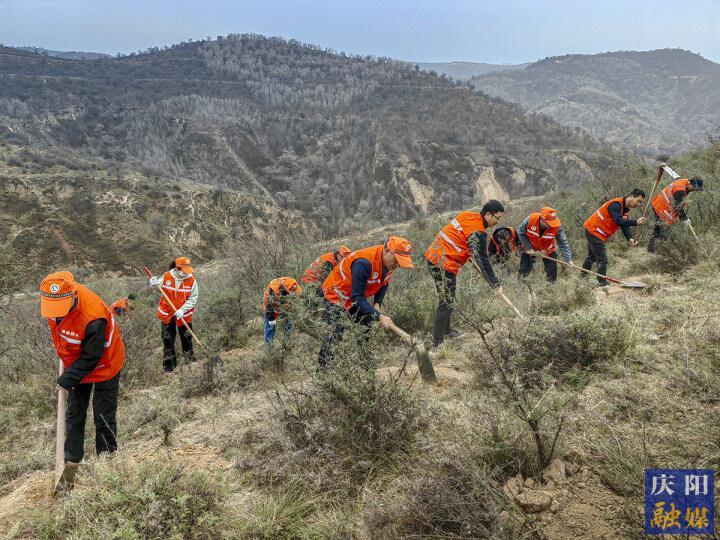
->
<box><xmin>268</xmin><ymin>319</ymin><xmax>277</xmax><ymax>327</ymax></box>
<box><xmin>682</xmin><ymin>219</ymin><xmax>691</xmax><ymax>226</ymax></box>
<box><xmin>174</xmin><ymin>309</ymin><xmax>185</xmax><ymax>319</ymax></box>
<box><xmin>149</xmin><ymin>276</ymin><xmax>162</xmax><ymax>286</ymax></box>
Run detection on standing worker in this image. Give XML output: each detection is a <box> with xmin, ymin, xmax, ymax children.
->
<box><xmin>317</xmin><ymin>236</ymin><xmax>414</xmax><ymax>369</ymax></box>
<box><xmin>40</xmin><ymin>271</ymin><xmax>125</xmax><ymax>466</ymax></box>
<box><xmin>583</xmin><ymin>189</ymin><xmax>647</xmax><ymax>286</ymax></box>
<box><xmin>149</xmin><ymin>257</ymin><xmax>198</xmax><ymax>373</ymax></box>
<box><xmin>425</xmin><ymin>200</ymin><xmax>505</xmax><ymax>347</ymax></box>
<box><xmin>488</xmin><ymin>226</ymin><xmax>520</xmax><ymax>264</ymax></box>
<box><xmin>648</xmin><ymin>177</ymin><xmax>704</xmax><ymax>252</ymax></box>
<box><xmin>263</xmin><ymin>277</ymin><xmax>302</xmax><ymax>343</ymax></box>
<box><xmin>109</xmin><ymin>294</ymin><xmax>136</xmax><ymax>317</ymax></box>
<box><xmin>518</xmin><ymin>207</ymin><xmax>574</xmax><ymax>282</ymax></box>
<box><xmin>301</xmin><ymin>245</ymin><xmax>351</xmax><ymax>286</ymax></box>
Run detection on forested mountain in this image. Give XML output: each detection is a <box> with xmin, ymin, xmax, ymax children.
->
<box><xmin>413</xmin><ymin>61</ymin><xmax>529</xmax><ymax>80</ymax></box>
<box><xmin>471</xmin><ymin>49</ymin><xmax>720</xmax><ymax>158</ymax></box>
<box><xmin>0</xmin><ymin>35</ymin><xmax>621</xmax><ymax>232</ymax></box>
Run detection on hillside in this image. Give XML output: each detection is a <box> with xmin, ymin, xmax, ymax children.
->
<box><xmin>471</xmin><ymin>48</ymin><xmax>720</xmax><ymax>158</ymax></box>
<box><xmin>14</xmin><ymin>47</ymin><xmax>112</xmax><ymax>60</ymax></box>
<box><xmin>0</xmin><ymin>35</ymin><xmax>623</xmax><ymax>232</ymax></box>
<box><xmin>0</xmin><ymin>142</ymin><xmax>718</xmax><ymax>539</ymax></box>
<box><xmin>0</xmin><ymin>143</ymin><xmax>309</xmax><ymax>282</ymax></box>
<box><xmin>413</xmin><ymin>60</ymin><xmax>529</xmax><ymax>80</ymax></box>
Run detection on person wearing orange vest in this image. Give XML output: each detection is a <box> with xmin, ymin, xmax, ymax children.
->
<box><xmin>425</xmin><ymin>200</ymin><xmax>504</xmax><ymax>347</ymax></box>
<box><xmin>317</xmin><ymin>236</ymin><xmax>414</xmax><ymax>369</ymax></box>
<box><xmin>648</xmin><ymin>177</ymin><xmax>704</xmax><ymax>252</ymax></box>
<box><xmin>301</xmin><ymin>245</ymin><xmax>351</xmax><ymax>285</ymax></box>
<box><xmin>488</xmin><ymin>226</ymin><xmax>520</xmax><ymax>263</ymax></box>
<box><xmin>582</xmin><ymin>189</ymin><xmax>647</xmax><ymax>286</ymax></box>
<box><xmin>518</xmin><ymin>207</ymin><xmax>574</xmax><ymax>282</ymax></box>
<box><xmin>263</xmin><ymin>277</ymin><xmax>302</xmax><ymax>343</ymax></box>
<box><xmin>40</xmin><ymin>271</ymin><xmax>125</xmax><ymax>464</ymax></box>
<box><xmin>149</xmin><ymin>256</ymin><xmax>199</xmax><ymax>373</ymax></box>
<box><xmin>109</xmin><ymin>294</ymin><xmax>136</xmax><ymax>317</ymax></box>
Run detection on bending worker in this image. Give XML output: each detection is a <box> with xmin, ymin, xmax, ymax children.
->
<box><xmin>583</xmin><ymin>189</ymin><xmax>647</xmax><ymax>286</ymax></box>
<box><xmin>40</xmin><ymin>271</ymin><xmax>125</xmax><ymax>466</ymax></box>
<box><xmin>488</xmin><ymin>226</ymin><xmax>520</xmax><ymax>264</ymax></box>
<box><xmin>302</xmin><ymin>245</ymin><xmax>351</xmax><ymax>286</ymax></box>
<box><xmin>317</xmin><ymin>236</ymin><xmax>414</xmax><ymax>369</ymax></box>
<box><xmin>263</xmin><ymin>277</ymin><xmax>302</xmax><ymax>343</ymax></box>
<box><xmin>518</xmin><ymin>207</ymin><xmax>573</xmax><ymax>282</ymax></box>
<box><xmin>425</xmin><ymin>200</ymin><xmax>504</xmax><ymax>347</ymax></box>
<box><xmin>109</xmin><ymin>293</ymin><xmax>136</xmax><ymax>317</ymax></box>
<box><xmin>648</xmin><ymin>177</ymin><xmax>704</xmax><ymax>252</ymax></box>
<box><xmin>149</xmin><ymin>256</ymin><xmax>198</xmax><ymax>373</ymax></box>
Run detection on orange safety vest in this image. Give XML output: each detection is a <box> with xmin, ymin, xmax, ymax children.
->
<box><xmin>425</xmin><ymin>211</ymin><xmax>486</xmax><ymax>274</ymax></box>
<box><xmin>109</xmin><ymin>297</ymin><xmax>129</xmax><ymax>316</ymax></box>
<box><xmin>48</xmin><ymin>284</ymin><xmax>125</xmax><ymax>384</ymax></box>
<box><xmin>583</xmin><ymin>197</ymin><xmax>627</xmax><ymax>242</ymax></box>
<box><xmin>490</xmin><ymin>227</ymin><xmax>518</xmax><ymax>255</ymax></box>
<box><xmin>652</xmin><ymin>179</ymin><xmax>690</xmax><ymax>225</ymax></box>
<box><xmin>301</xmin><ymin>252</ymin><xmax>339</xmax><ymax>284</ymax></box>
<box><xmin>323</xmin><ymin>245</ymin><xmax>392</xmax><ymax>309</ymax></box>
<box><xmin>263</xmin><ymin>277</ymin><xmax>300</xmax><ymax>315</ymax></box>
<box><xmin>156</xmin><ymin>271</ymin><xmax>196</xmax><ymax>326</ymax></box>
<box><xmin>525</xmin><ymin>213</ymin><xmax>559</xmax><ymax>254</ymax></box>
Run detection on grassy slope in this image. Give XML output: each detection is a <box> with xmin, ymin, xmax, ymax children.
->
<box><xmin>1</xmin><ymin>144</ymin><xmax>719</xmax><ymax>539</ymax></box>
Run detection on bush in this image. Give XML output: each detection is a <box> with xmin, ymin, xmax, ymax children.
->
<box><xmin>33</xmin><ymin>458</ymin><xmax>239</xmax><ymax>539</ymax></box>
<box><xmin>240</xmin><ymin>329</ymin><xmax>428</xmax><ymax>498</ymax></box>
<box><xmin>498</xmin><ymin>312</ymin><xmax>633</xmax><ymax>385</ymax></box>
<box><xmin>530</xmin><ymin>277</ymin><xmax>595</xmax><ymax>315</ymax></box>
<box><xmin>363</xmin><ymin>440</ymin><xmax>539</xmax><ymax>539</ymax></box>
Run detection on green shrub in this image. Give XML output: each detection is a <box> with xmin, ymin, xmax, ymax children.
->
<box><xmin>502</xmin><ymin>312</ymin><xmax>632</xmax><ymax>383</ymax></box>
<box><xmin>34</xmin><ymin>458</ymin><xmax>239</xmax><ymax>539</ymax></box>
<box><xmin>530</xmin><ymin>277</ymin><xmax>595</xmax><ymax>315</ymax></box>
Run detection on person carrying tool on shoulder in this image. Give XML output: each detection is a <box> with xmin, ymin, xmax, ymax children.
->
<box><xmin>302</xmin><ymin>245</ymin><xmax>351</xmax><ymax>286</ymax></box>
<box><xmin>109</xmin><ymin>294</ymin><xmax>136</xmax><ymax>317</ymax></box>
<box><xmin>263</xmin><ymin>277</ymin><xmax>302</xmax><ymax>343</ymax></box>
<box><xmin>148</xmin><ymin>256</ymin><xmax>198</xmax><ymax>373</ymax></box>
<box><xmin>425</xmin><ymin>200</ymin><xmax>504</xmax><ymax>347</ymax></box>
<box><xmin>40</xmin><ymin>271</ymin><xmax>125</xmax><ymax>466</ymax></box>
<box><xmin>517</xmin><ymin>207</ymin><xmax>573</xmax><ymax>282</ymax></box>
<box><xmin>583</xmin><ymin>189</ymin><xmax>647</xmax><ymax>286</ymax></box>
<box><xmin>317</xmin><ymin>236</ymin><xmax>413</xmax><ymax>369</ymax></box>
<box><xmin>648</xmin><ymin>177</ymin><xmax>704</xmax><ymax>252</ymax></box>
<box><xmin>488</xmin><ymin>226</ymin><xmax>520</xmax><ymax>264</ymax></box>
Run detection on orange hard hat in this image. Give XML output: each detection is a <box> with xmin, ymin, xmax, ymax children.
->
<box><xmin>39</xmin><ymin>271</ymin><xmax>77</xmax><ymax>318</ymax></box>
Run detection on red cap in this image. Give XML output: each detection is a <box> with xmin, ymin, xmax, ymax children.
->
<box><xmin>386</xmin><ymin>236</ymin><xmax>414</xmax><ymax>268</ymax></box>
<box><xmin>337</xmin><ymin>245</ymin><xmax>351</xmax><ymax>259</ymax></box>
<box><xmin>540</xmin><ymin>207</ymin><xmax>561</xmax><ymax>227</ymax></box>
<box><xmin>39</xmin><ymin>271</ymin><xmax>77</xmax><ymax>318</ymax></box>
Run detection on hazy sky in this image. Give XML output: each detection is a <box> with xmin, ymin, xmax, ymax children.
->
<box><xmin>1</xmin><ymin>0</ymin><xmax>718</xmax><ymax>64</ymax></box>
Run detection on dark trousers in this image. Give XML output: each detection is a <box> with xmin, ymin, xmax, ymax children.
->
<box><xmin>317</xmin><ymin>300</ymin><xmax>373</xmax><ymax>370</ymax></box>
<box><xmin>519</xmin><ymin>251</ymin><xmax>558</xmax><ymax>282</ymax></box>
<box><xmin>648</xmin><ymin>211</ymin><xmax>669</xmax><ymax>253</ymax></box>
<box><xmin>582</xmin><ymin>230</ymin><xmax>609</xmax><ymax>285</ymax></box>
<box><xmin>162</xmin><ymin>319</ymin><xmax>194</xmax><ymax>372</ymax></box>
<box><xmin>428</xmin><ymin>261</ymin><xmax>457</xmax><ymax>346</ymax></box>
<box><xmin>65</xmin><ymin>371</ymin><xmax>120</xmax><ymax>463</ymax></box>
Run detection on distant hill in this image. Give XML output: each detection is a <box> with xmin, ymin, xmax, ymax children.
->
<box><xmin>413</xmin><ymin>61</ymin><xmax>529</xmax><ymax>80</ymax></box>
<box><xmin>15</xmin><ymin>46</ymin><xmax>112</xmax><ymax>60</ymax></box>
<box><xmin>0</xmin><ymin>143</ymin><xmax>306</xmax><ymax>277</ymax></box>
<box><xmin>471</xmin><ymin>48</ymin><xmax>720</xmax><ymax>157</ymax></box>
<box><xmin>0</xmin><ymin>35</ymin><xmax>624</xmax><ymax>232</ymax></box>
